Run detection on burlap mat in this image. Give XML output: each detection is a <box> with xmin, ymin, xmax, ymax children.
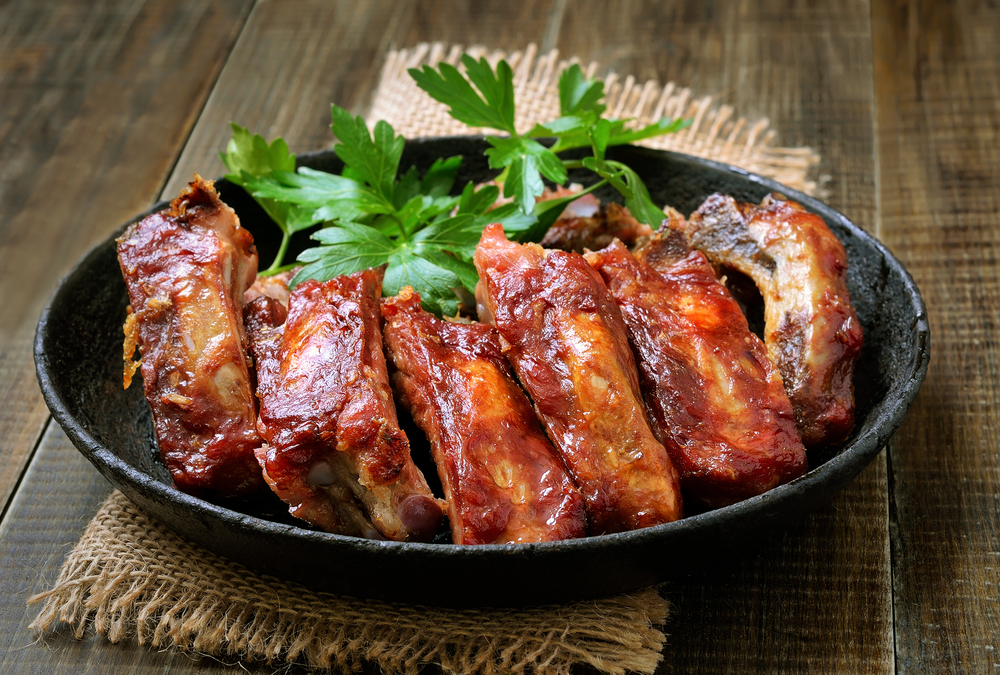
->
<box><xmin>29</xmin><ymin>491</ymin><xmax>668</xmax><ymax>674</ymax></box>
<box><xmin>29</xmin><ymin>43</ymin><xmax>821</xmax><ymax>674</ymax></box>
<box><xmin>369</xmin><ymin>43</ymin><xmax>820</xmax><ymax>195</ymax></box>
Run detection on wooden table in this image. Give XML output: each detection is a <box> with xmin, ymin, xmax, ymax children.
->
<box><xmin>1</xmin><ymin>1</ymin><xmax>996</xmax><ymax>672</ymax></box>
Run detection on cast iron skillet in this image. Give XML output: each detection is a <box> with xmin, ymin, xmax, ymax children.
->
<box><xmin>34</xmin><ymin>137</ymin><xmax>929</xmax><ymax>607</ymax></box>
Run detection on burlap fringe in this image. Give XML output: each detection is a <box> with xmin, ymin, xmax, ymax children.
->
<box><xmin>29</xmin><ymin>491</ymin><xmax>669</xmax><ymax>675</ymax></box>
<box><xmin>369</xmin><ymin>42</ymin><xmax>821</xmax><ymax>196</ymax></box>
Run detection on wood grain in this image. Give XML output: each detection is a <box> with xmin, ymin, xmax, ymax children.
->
<box><xmin>162</xmin><ymin>0</ymin><xmax>564</xmax><ymax>199</ymax></box>
<box><xmin>0</xmin><ymin>0</ymin><xmax>253</xmax><ymax>514</ymax></box>
<box><xmin>0</xmin><ymin>425</ymin><xmax>248</xmax><ymax>674</ymax></box>
<box><xmin>872</xmin><ymin>0</ymin><xmax>1000</xmax><ymax>671</ymax></box>
<box><xmin>556</xmin><ymin>2</ymin><xmax>892</xmax><ymax>672</ymax></box>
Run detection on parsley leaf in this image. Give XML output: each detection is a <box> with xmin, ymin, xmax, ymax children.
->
<box><xmin>583</xmin><ymin>157</ymin><xmax>666</xmax><ymax>226</ymax></box>
<box><xmin>413</xmin><ymin>248</ymin><xmax>479</xmax><ymax>296</ymax></box>
<box><xmin>408</xmin><ymin>56</ymin><xmax>688</xmax><ymax>226</ymax></box>
<box><xmin>485</xmin><ymin>136</ymin><xmax>567</xmax><ymax>214</ymax></box>
<box><xmin>483</xmin><ymin>202</ymin><xmax>537</xmax><ymax>235</ymax></box>
<box><xmin>420</xmin><ymin>155</ymin><xmax>463</xmax><ymax>198</ymax></box>
<box><xmin>330</xmin><ymin>106</ymin><xmax>405</xmax><ymax>205</ymax></box>
<box><xmin>410</xmin><ymin>55</ymin><xmax>562</xmax><ymax>216</ymax></box>
<box><xmin>384</xmin><ymin>251</ymin><xmax>464</xmax><ymax>317</ymax></box>
<box><xmin>608</xmin><ymin>117</ymin><xmax>691</xmax><ymax>146</ymax></box>
<box><xmin>220</xmin><ymin>122</ymin><xmax>296</xmax><ymax>177</ymax></box>
<box><xmin>220</xmin><ymin>123</ymin><xmax>321</xmax><ymax>274</ymax></box>
<box><xmin>292</xmin><ymin>222</ymin><xmax>397</xmax><ymax>285</ymax></box>
<box><xmin>286</xmin><ymin>109</ymin><xmax>517</xmax><ymax>315</ymax></box>
<box><xmin>408</xmin><ymin>55</ymin><xmax>516</xmax><ymax>134</ymax></box>
<box><xmin>244</xmin><ymin>168</ymin><xmax>389</xmax><ymax>217</ymax></box>
<box><xmin>558</xmin><ymin>64</ymin><xmax>606</xmax><ymax>117</ymax></box>
<box><xmin>486</xmin><ymin>137</ymin><xmax>567</xmax><ymax>183</ymax></box>
<box><xmin>411</xmin><ymin>214</ymin><xmax>479</xmax><ymax>260</ymax></box>
<box><xmin>456</xmin><ymin>181</ymin><xmax>499</xmax><ymax>215</ymax></box>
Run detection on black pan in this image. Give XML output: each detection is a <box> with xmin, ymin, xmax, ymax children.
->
<box><xmin>34</xmin><ymin>137</ymin><xmax>929</xmax><ymax>607</ymax></box>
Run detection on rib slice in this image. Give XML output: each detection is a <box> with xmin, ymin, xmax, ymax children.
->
<box><xmin>539</xmin><ymin>187</ymin><xmax>654</xmax><ymax>253</ymax></box>
<box><xmin>591</xmin><ymin>236</ymin><xmax>807</xmax><ymax>508</ymax></box>
<box><xmin>246</xmin><ymin>270</ymin><xmax>444</xmax><ymax>541</ymax></box>
<box><xmin>474</xmin><ymin>224</ymin><xmax>683</xmax><ymax>534</ymax></box>
<box><xmin>117</xmin><ymin>176</ymin><xmax>263</xmax><ymax>498</ymax></box>
<box><xmin>383</xmin><ymin>288</ymin><xmax>587</xmax><ymax>544</ymax></box>
<box><xmin>683</xmin><ymin>194</ymin><xmax>864</xmax><ymax>447</ymax></box>
<box><xmin>244</xmin><ymin>267</ymin><xmax>295</xmax><ymax>309</ymax></box>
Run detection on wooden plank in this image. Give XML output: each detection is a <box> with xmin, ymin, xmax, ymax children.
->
<box><xmin>162</xmin><ymin>0</ymin><xmax>563</xmax><ymax>198</ymax></box>
<box><xmin>871</xmin><ymin>0</ymin><xmax>1000</xmax><ymax>671</ymax></box>
<box><xmin>556</xmin><ymin>2</ymin><xmax>892</xmax><ymax>672</ymax></box>
<box><xmin>0</xmin><ymin>0</ymin><xmax>254</xmax><ymax>514</ymax></box>
<box><xmin>0</xmin><ymin>425</ymin><xmax>242</xmax><ymax>674</ymax></box>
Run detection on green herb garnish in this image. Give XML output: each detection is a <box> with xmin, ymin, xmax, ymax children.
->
<box><xmin>410</xmin><ymin>57</ymin><xmax>689</xmax><ymax>226</ymax></box>
<box><xmin>222</xmin><ymin>56</ymin><xmax>689</xmax><ymax>316</ymax></box>
<box><xmin>220</xmin><ymin>124</ymin><xmax>324</xmax><ymax>275</ymax></box>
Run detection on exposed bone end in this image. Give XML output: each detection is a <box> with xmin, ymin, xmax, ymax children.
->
<box><xmin>399</xmin><ymin>494</ymin><xmax>445</xmax><ymax>542</ymax></box>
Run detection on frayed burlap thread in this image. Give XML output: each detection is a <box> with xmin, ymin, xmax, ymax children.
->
<box><xmin>29</xmin><ymin>491</ymin><xmax>669</xmax><ymax>675</ymax></box>
<box><xmin>369</xmin><ymin>42</ymin><xmax>821</xmax><ymax>195</ymax></box>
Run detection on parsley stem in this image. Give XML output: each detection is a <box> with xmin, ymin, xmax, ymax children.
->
<box><xmin>264</xmin><ymin>231</ymin><xmax>291</xmax><ymax>275</ymax></box>
<box><xmin>259</xmin><ymin>261</ymin><xmax>301</xmax><ymax>277</ymax></box>
<box><xmin>392</xmin><ymin>214</ymin><xmax>410</xmax><ymax>242</ymax></box>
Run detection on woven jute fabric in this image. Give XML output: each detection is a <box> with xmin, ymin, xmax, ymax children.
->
<box><xmin>29</xmin><ymin>43</ymin><xmax>822</xmax><ymax>674</ymax></box>
<box><xmin>29</xmin><ymin>492</ymin><xmax>669</xmax><ymax>674</ymax></box>
<box><xmin>370</xmin><ymin>42</ymin><xmax>820</xmax><ymax>195</ymax></box>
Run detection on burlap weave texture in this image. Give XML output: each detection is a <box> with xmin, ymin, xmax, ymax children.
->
<box><xmin>29</xmin><ymin>491</ymin><xmax>669</xmax><ymax>675</ymax></box>
<box><xmin>29</xmin><ymin>42</ymin><xmax>821</xmax><ymax>674</ymax></box>
<box><xmin>370</xmin><ymin>43</ymin><xmax>820</xmax><ymax>195</ymax></box>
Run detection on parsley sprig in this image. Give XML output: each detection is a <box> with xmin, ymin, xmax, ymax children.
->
<box><xmin>221</xmin><ymin>124</ymin><xmax>322</xmax><ymax>275</ymax></box>
<box><xmin>220</xmin><ymin>56</ymin><xmax>688</xmax><ymax>316</ymax></box>
<box><xmin>222</xmin><ymin>109</ymin><xmax>531</xmax><ymax>316</ymax></box>
<box><xmin>410</xmin><ymin>57</ymin><xmax>689</xmax><ymax>228</ymax></box>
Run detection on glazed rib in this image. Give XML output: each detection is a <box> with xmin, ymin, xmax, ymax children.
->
<box><xmin>591</xmin><ymin>236</ymin><xmax>807</xmax><ymax>508</ymax></box>
<box><xmin>383</xmin><ymin>288</ymin><xmax>587</xmax><ymax>544</ymax></box>
<box><xmin>246</xmin><ymin>270</ymin><xmax>445</xmax><ymax>541</ymax></box>
<box><xmin>683</xmin><ymin>193</ymin><xmax>864</xmax><ymax>447</ymax></box>
<box><xmin>117</xmin><ymin>176</ymin><xmax>263</xmax><ymax>498</ymax></box>
<box><xmin>244</xmin><ymin>267</ymin><xmax>295</xmax><ymax>309</ymax></box>
<box><xmin>474</xmin><ymin>224</ymin><xmax>683</xmax><ymax>534</ymax></box>
<box><xmin>539</xmin><ymin>189</ymin><xmax>654</xmax><ymax>253</ymax></box>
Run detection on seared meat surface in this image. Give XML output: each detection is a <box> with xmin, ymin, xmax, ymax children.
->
<box><xmin>117</xmin><ymin>177</ymin><xmax>263</xmax><ymax>498</ymax></box>
<box><xmin>246</xmin><ymin>270</ymin><xmax>444</xmax><ymax>541</ymax></box>
<box><xmin>474</xmin><ymin>224</ymin><xmax>683</xmax><ymax>534</ymax></box>
<box><xmin>591</xmin><ymin>236</ymin><xmax>807</xmax><ymax>508</ymax></box>
<box><xmin>682</xmin><ymin>193</ymin><xmax>864</xmax><ymax>447</ymax></box>
<box><xmin>383</xmin><ymin>288</ymin><xmax>587</xmax><ymax>544</ymax></box>
<box><xmin>244</xmin><ymin>268</ymin><xmax>295</xmax><ymax>309</ymax></box>
<box><xmin>539</xmin><ymin>187</ymin><xmax>654</xmax><ymax>253</ymax></box>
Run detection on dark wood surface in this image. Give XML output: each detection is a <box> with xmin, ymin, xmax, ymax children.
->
<box><xmin>873</xmin><ymin>1</ymin><xmax>1000</xmax><ymax>672</ymax></box>
<box><xmin>0</xmin><ymin>0</ymin><xmax>995</xmax><ymax>672</ymax></box>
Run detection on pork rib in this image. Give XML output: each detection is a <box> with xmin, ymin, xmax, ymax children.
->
<box><xmin>383</xmin><ymin>288</ymin><xmax>587</xmax><ymax>544</ymax></box>
<box><xmin>592</xmin><ymin>235</ymin><xmax>807</xmax><ymax>508</ymax></box>
<box><xmin>117</xmin><ymin>176</ymin><xmax>263</xmax><ymax>498</ymax></box>
<box><xmin>247</xmin><ymin>270</ymin><xmax>444</xmax><ymax>541</ymax></box>
<box><xmin>474</xmin><ymin>224</ymin><xmax>683</xmax><ymax>534</ymax></box>
<box><xmin>539</xmin><ymin>188</ymin><xmax>654</xmax><ymax>253</ymax></box>
<box><xmin>683</xmin><ymin>193</ymin><xmax>864</xmax><ymax>447</ymax></box>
